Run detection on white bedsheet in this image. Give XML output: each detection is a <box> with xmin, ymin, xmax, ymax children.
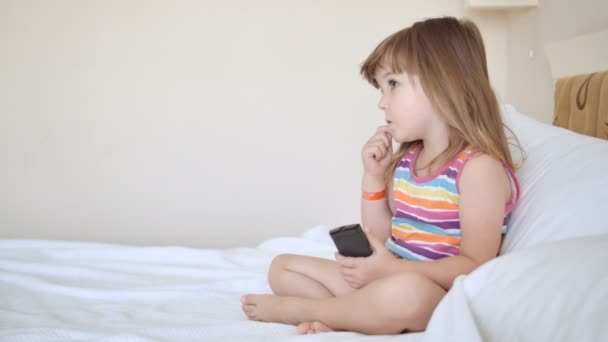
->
<box><xmin>0</xmin><ymin>226</ymin><xmax>440</xmax><ymax>341</ymax></box>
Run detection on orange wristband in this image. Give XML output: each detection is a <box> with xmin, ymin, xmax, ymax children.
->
<box><xmin>362</xmin><ymin>188</ymin><xmax>387</xmax><ymax>200</ymax></box>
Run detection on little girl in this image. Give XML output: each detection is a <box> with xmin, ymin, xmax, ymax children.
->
<box><xmin>241</xmin><ymin>16</ymin><xmax>521</xmax><ymax>335</ymax></box>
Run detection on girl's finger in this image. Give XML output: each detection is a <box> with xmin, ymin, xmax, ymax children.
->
<box><xmin>363</xmin><ymin>144</ymin><xmax>386</xmax><ymax>160</ymax></box>
<box><xmin>363</xmin><ymin>141</ymin><xmax>383</xmax><ymax>154</ymax></box>
<box><xmin>343</xmin><ymin>273</ymin><xmax>356</xmax><ymax>283</ymax></box>
<box><xmin>379</xmin><ymin>131</ymin><xmax>392</xmax><ymax>148</ymax></box>
<box><xmin>348</xmin><ymin>281</ymin><xmax>361</xmax><ymax>289</ymax></box>
<box><xmin>341</xmin><ymin>256</ymin><xmax>359</xmax><ymax>268</ymax></box>
<box><xmin>375</xmin><ymin>125</ymin><xmax>390</xmax><ymax>134</ymax></box>
<box><xmin>373</xmin><ymin>145</ymin><xmax>386</xmax><ymax>161</ymax></box>
<box><xmin>369</xmin><ymin>134</ymin><xmax>390</xmax><ymax>149</ymax></box>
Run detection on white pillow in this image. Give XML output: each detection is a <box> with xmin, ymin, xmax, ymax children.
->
<box><xmin>461</xmin><ymin>234</ymin><xmax>608</xmax><ymax>341</ymax></box>
<box><xmin>500</xmin><ymin>104</ymin><xmax>608</xmax><ymax>253</ymax></box>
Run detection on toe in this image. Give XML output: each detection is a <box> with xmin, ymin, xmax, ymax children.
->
<box><xmin>242</xmin><ymin>304</ymin><xmax>255</xmax><ymax>319</ymax></box>
<box><xmin>311</xmin><ymin>321</ymin><xmax>332</xmax><ymax>333</ymax></box>
<box><xmin>296</xmin><ymin>322</ymin><xmax>312</xmax><ymax>335</ymax></box>
<box><xmin>241</xmin><ymin>294</ymin><xmax>259</xmax><ymax>306</ymax></box>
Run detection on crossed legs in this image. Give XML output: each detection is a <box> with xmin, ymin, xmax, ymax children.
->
<box><xmin>241</xmin><ymin>253</ymin><xmax>445</xmax><ymax>335</ymax></box>
<box><xmin>266</xmin><ymin>253</ymin><xmax>356</xmax><ymax>299</ymax></box>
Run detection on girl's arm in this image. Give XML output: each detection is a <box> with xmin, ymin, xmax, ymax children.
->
<box><xmin>361</xmin><ymin>174</ymin><xmax>393</xmax><ymax>242</ymax></box>
<box><xmin>360</xmin><ymin>126</ymin><xmax>394</xmax><ymax>242</ymax></box>
<box><xmin>386</xmin><ymin>154</ymin><xmax>512</xmax><ymax>290</ymax></box>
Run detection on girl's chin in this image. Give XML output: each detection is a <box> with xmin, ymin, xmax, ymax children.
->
<box><xmin>391</xmin><ymin>135</ymin><xmax>405</xmax><ymax>144</ymax></box>
<box><xmin>389</xmin><ymin>129</ymin><xmax>416</xmax><ymax>144</ymax></box>
<box><xmin>393</xmin><ymin>136</ymin><xmax>417</xmax><ymax>145</ymax></box>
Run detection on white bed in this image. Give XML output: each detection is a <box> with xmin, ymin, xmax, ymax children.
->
<box><xmin>2</xmin><ymin>104</ymin><xmax>608</xmax><ymax>341</ymax></box>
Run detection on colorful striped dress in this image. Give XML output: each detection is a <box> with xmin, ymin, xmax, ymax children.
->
<box><xmin>385</xmin><ymin>145</ymin><xmax>520</xmax><ymax>261</ymax></box>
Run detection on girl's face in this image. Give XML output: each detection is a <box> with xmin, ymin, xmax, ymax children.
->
<box><xmin>374</xmin><ymin>66</ymin><xmax>438</xmax><ymax>144</ymax></box>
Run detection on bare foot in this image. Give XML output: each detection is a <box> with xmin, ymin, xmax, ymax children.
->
<box><xmin>241</xmin><ymin>294</ymin><xmax>315</xmax><ymax>325</ymax></box>
<box><xmin>297</xmin><ymin>321</ymin><xmax>334</xmax><ymax>334</ymax></box>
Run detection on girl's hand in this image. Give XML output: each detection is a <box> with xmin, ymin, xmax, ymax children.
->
<box><xmin>335</xmin><ymin>227</ymin><xmax>400</xmax><ymax>289</ymax></box>
<box><xmin>362</xmin><ymin>126</ymin><xmax>393</xmax><ymax>177</ymax></box>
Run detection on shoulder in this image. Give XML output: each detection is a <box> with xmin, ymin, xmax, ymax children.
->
<box><xmin>459</xmin><ymin>153</ymin><xmax>511</xmax><ymax>204</ymax></box>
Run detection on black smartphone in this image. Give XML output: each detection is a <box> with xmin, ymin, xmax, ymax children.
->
<box><xmin>329</xmin><ymin>223</ymin><xmax>373</xmax><ymax>257</ymax></box>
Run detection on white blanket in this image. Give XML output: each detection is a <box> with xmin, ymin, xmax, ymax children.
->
<box><xmin>0</xmin><ymin>226</ymin><xmax>431</xmax><ymax>341</ymax></box>
<box><xmin>3</xmin><ymin>225</ymin><xmax>606</xmax><ymax>341</ymax></box>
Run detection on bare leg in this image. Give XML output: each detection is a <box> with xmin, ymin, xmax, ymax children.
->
<box><xmin>267</xmin><ymin>254</ymin><xmax>355</xmax><ymax>299</ymax></box>
<box><xmin>242</xmin><ymin>272</ymin><xmax>446</xmax><ymax>334</ymax></box>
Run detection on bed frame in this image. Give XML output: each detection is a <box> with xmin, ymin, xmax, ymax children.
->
<box><xmin>545</xmin><ymin>29</ymin><xmax>608</xmax><ymax>140</ymax></box>
<box><xmin>554</xmin><ymin>71</ymin><xmax>608</xmax><ymax>140</ymax></box>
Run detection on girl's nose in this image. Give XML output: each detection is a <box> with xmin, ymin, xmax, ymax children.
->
<box><xmin>377</xmin><ymin>95</ymin><xmax>387</xmax><ymax>111</ymax></box>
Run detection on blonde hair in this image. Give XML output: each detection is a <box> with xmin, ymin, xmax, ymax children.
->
<box><xmin>360</xmin><ymin>17</ymin><xmax>522</xmax><ymax>184</ymax></box>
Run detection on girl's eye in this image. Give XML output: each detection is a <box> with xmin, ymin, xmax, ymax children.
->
<box><xmin>388</xmin><ymin>80</ymin><xmax>398</xmax><ymax>88</ymax></box>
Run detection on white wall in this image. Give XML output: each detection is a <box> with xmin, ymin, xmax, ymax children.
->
<box><xmin>0</xmin><ymin>0</ymin><xmax>507</xmax><ymax>248</ymax></box>
<box><xmin>504</xmin><ymin>0</ymin><xmax>608</xmax><ymax>123</ymax></box>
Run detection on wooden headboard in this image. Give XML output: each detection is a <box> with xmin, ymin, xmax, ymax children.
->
<box><xmin>553</xmin><ymin>71</ymin><xmax>608</xmax><ymax>140</ymax></box>
<box><xmin>545</xmin><ymin>29</ymin><xmax>608</xmax><ymax>140</ymax></box>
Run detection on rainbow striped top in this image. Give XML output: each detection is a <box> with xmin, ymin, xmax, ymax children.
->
<box><xmin>385</xmin><ymin>146</ymin><xmax>520</xmax><ymax>261</ymax></box>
